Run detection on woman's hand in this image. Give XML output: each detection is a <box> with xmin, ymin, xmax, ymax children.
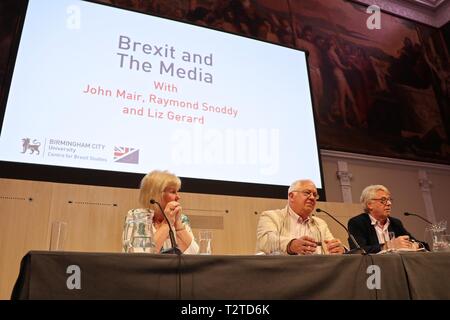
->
<box><xmin>163</xmin><ymin>201</ymin><xmax>182</xmax><ymax>227</ymax></box>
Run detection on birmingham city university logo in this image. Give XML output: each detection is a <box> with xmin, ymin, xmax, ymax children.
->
<box><xmin>114</xmin><ymin>146</ymin><xmax>139</xmax><ymax>164</ymax></box>
<box><xmin>21</xmin><ymin>138</ymin><xmax>41</xmax><ymax>155</ymax></box>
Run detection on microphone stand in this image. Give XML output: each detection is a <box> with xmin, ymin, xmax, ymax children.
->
<box><xmin>316</xmin><ymin>208</ymin><xmax>367</xmax><ymax>255</ymax></box>
<box><xmin>404</xmin><ymin>212</ymin><xmax>433</xmax><ymax>225</ymax></box>
<box><xmin>403</xmin><ymin>212</ymin><xmax>433</xmax><ymax>251</ymax></box>
<box><xmin>150</xmin><ymin>199</ymin><xmax>182</xmax><ymax>255</ymax></box>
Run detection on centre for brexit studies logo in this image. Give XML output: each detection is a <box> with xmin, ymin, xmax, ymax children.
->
<box><xmin>114</xmin><ymin>146</ymin><xmax>139</xmax><ymax>164</ymax></box>
<box><xmin>21</xmin><ymin>138</ymin><xmax>41</xmax><ymax>155</ymax></box>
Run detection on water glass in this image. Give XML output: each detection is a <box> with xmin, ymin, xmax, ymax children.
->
<box><xmin>385</xmin><ymin>231</ymin><xmax>396</xmax><ymax>251</ymax></box>
<box><xmin>49</xmin><ymin>221</ymin><xmax>68</xmax><ymax>251</ymax></box>
<box><xmin>199</xmin><ymin>230</ymin><xmax>212</xmax><ymax>255</ymax></box>
<box><xmin>267</xmin><ymin>232</ymin><xmax>282</xmax><ymax>255</ymax></box>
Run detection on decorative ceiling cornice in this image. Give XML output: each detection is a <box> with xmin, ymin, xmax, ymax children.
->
<box><xmin>354</xmin><ymin>0</ymin><xmax>449</xmax><ymax>27</ymax></box>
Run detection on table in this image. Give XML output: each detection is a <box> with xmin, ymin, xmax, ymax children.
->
<box><xmin>11</xmin><ymin>251</ymin><xmax>450</xmax><ymax>300</ymax></box>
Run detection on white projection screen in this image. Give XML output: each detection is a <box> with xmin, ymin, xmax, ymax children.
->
<box><xmin>0</xmin><ymin>0</ymin><xmax>325</xmax><ymax>198</ymax></box>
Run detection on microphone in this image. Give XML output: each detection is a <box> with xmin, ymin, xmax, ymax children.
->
<box><xmin>315</xmin><ymin>208</ymin><xmax>366</xmax><ymax>255</ymax></box>
<box><xmin>150</xmin><ymin>199</ymin><xmax>181</xmax><ymax>255</ymax></box>
<box><xmin>404</xmin><ymin>212</ymin><xmax>433</xmax><ymax>225</ymax></box>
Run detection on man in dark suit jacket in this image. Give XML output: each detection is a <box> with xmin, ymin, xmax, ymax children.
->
<box><xmin>348</xmin><ymin>184</ymin><xmax>428</xmax><ymax>253</ymax></box>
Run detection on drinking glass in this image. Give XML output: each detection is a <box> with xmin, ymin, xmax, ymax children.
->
<box><xmin>199</xmin><ymin>230</ymin><xmax>212</xmax><ymax>255</ymax></box>
<box><xmin>385</xmin><ymin>231</ymin><xmax>396</xmax><ymax>251</ymax></box>
<box><xmin>49</xmin><ymin>221</ymin><xmax>68</xmax><ymax>251</ymax></box>
<box><xmin>267</xmin><ymin>232</ymin><xmax>282</xmax><ymax>255</ymax></box>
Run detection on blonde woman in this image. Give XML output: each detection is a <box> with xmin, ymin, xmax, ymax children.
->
<box><xmin>124</xmin><ymin>170</ymin><xmax>199</xmax><ymax>254</ymax></box>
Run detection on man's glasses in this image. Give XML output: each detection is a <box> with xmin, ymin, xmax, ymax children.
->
<box><xmin>371</xmin><ymin>197</ymin><xmax>393</xmax><ymax>205</ymax></box>
<box><xmin>292</xmin><ymin>190</ymin><xmax>320</xmax><ymax>200</ymax></box>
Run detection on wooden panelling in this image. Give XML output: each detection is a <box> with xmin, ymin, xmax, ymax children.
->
<box><xmin>314</xmin><ymin>201</ymin><xmax>364</xmax><ymax>248</ymax></box>
<box><xmin>0</xmin><ymin>179</ymin><xmax>53</xmax><ymax>300</ymax></box>
<box><xmin>47</xmin><ymin>183</ymin><xmax>138</xmax><ymax>253</ymax></box>
<box><xmin>187</xmin><ymin>215</ymin><xmax>224</xmax><ymax>230</ymax></box>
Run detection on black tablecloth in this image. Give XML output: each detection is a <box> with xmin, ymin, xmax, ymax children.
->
<box><xmin>10</xmin><ymin>251</ymin><xmax>450</xmax><ymax>300</ymax></box>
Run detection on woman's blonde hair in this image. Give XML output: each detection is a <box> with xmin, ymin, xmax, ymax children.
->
<box><xmin>138</xmin><ymin>170</ymin><xmax>181</xmax><ymax>208</ymax></box>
